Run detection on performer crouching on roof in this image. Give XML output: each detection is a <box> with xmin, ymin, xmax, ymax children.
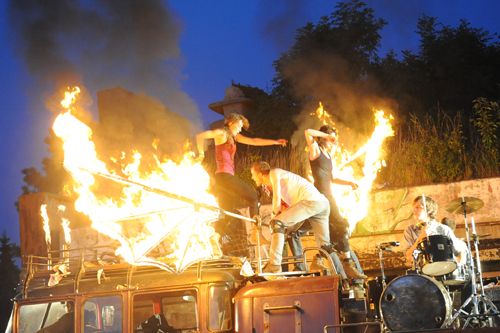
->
<box><xmin>250</xmin><ymin>161</ymin><xmax>332</xmax><ymax>273</ymax></box>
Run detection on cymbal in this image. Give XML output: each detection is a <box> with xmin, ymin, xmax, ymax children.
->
<box><xmin>445</xmin><ymin>197</ymin><xmax>484</xmax><ymax>214</ymax></box>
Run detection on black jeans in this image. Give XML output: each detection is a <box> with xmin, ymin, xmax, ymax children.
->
<box><xmin>324</xmin><ymin>191</ymin><xmax>350</xmax><ymax>253</ymax></box>
<box><xmin>214</xmin><ymin>172</ymin><xmax>259</xmax><ymax>217</ymax></box>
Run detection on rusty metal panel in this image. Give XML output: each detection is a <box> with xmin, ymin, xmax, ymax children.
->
<box><xmin>235</xmin><ymin>297</ymin><xmax>254</xmax><ymax>333</ymax></box>
<box><xmin>234</xmin><ymin>276</ymin><xmax>340</xmax><ymax>333</ymax></box>
<box><xmin>263</xmin><ymin>301</ymin><xmax>302</xmax><ymax>333</ymax></box>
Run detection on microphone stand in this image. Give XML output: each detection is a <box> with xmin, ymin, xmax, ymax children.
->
<box><xmin>377</xmin><ymin>245</ymin><xmax>387</xmax><ymax>289</ymax></box>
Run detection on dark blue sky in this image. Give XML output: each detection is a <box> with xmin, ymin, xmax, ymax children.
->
<box><xmin>1</xmin><ymin>0</ymin><xmax>499</xmax><ymax>244</ymax></box>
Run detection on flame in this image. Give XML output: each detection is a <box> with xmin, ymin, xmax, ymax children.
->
<box><xmin>40</xmin><ymin>204</ymin><xmax>51</xmax><ymax>245</ymax></box>
<box><xmin>58</xmin><ymin>205</ymin><xmax>71</xmax><ymax>244</ymax></box>
<box><xmin>310</xmin><ymin>101</ymin><xmax>335</xmax><ymax>126</ymax></box>
<box><xmin>51</xmin><ymin>86</ymin><xmax>221</xmax><ymax>272</ymax></box>
<box><xmin>310</xmin><ymin>103</ymin><xmax>394</xmax><ymax>232</ymax></box>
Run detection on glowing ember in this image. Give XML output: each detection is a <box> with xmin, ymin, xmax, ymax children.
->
<box><xmin>310</xmin><ymin>103</ymin><xmax>394</xmax><ymax>232</ymax></box>
<box><xmin>52</xmin><ymin>86</ymin><xmax>221</xmax><ymax>272</ymax></box>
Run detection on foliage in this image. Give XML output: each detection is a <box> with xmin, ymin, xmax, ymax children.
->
<box><xmin>380</xmin><ymin>111</ymin><xmax>466</xmax><ymax>187</ymax></box>
<box><xmin>0</xmin><ymin>233</ymin><xmax>20</xmax><ymax>332</ymax></box>
<box><xmin>234</xmin><ymin>83</ymin><xmax>297</xmax><ymax>139</ymax></box>
<box><xmin>271</xmin><ymin>0</ymin><xmax>387</xmax><ymax>133</ymax></box>
<box><xmin>373</xmin><ymin>15</ymin><xmax>500</xmax><ymax>121</ymax></box>
<box><xmin>21</xmin><ymin>130</ymin><xmax>70</xmax><ymax>195</ymax></box>
<box><xmin>470</xmin><ymin>97</ymin><xmax>500</xmax><ymax>175</ymax></box>
<box><xmin>379</xmin><ymin>103</ymin><xmax>499</xmax><ymax>187</ymax></box>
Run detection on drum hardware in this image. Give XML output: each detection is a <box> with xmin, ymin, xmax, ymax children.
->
<box><xmin>376</xmin><ymin>241</ymin><xmax>399</xmax><ymax>290</ymax></box>
<box><xmin>366</xmin><ymin>242</ymin><xmax>400</xmax><ymax>322</ymax></box>
<box><xmin>450</xmin><ymin>197</ymin><xmax>499</xmax><ymax>328</ymax></box>
<box><xmin>440</xmin><ymin>264</ymin><xmax>470</xmax><ymax>286</ymax></box>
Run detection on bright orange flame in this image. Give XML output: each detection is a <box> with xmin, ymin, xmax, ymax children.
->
<box><xmin>58</xmin><ymin>205</ymin><xmax>71</xmax><ymax>244</ymax></box>
<box><xmin>40</xmin><ymin>204</ymin><xmax>51</xmax><ymax>245</ymax></box>
<box><xmin>51</xmin><ymin>86</ymin><xmax>221</xmax><ymax>272</ymax></box>
<box><xmin>310</xmin><ymin>103</ymin><xmax>394</xmax><ymax>232</ymax></box>
<box><xmin>310</xmin><ymin>101</ymin><xmax>335</xmax><ymax>126</ymax></box>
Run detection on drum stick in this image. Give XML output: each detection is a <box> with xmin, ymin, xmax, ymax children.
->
<box><xmin>422</xmin><ymin>194</ymin><xmax>430</xmax><ymax>241</ymax></box>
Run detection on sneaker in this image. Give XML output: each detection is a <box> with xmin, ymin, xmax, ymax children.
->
<box><xmin>353</xmin><ymin>283</ymin><xmax>366</xmax><ymax>299</ymax></box>
<box><xmin>262</xmin><ymin>263</ymin><xmax>282</xmax><ymax>274</ymax></box>
<box><xmin>310</xmin><ymin>254</ymin><xmax>329</xmax><ymax>273</ymax></box>
<box><xmin>342</xmin><ymin>259</ymin><xmax>367</xmax><ymax>279</ymax></box>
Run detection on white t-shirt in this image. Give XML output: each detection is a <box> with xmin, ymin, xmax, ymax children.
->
<box><xmin>270</xmin><ymin>168</ymin><xmax>326</xmax><ymax>206</ymax></box>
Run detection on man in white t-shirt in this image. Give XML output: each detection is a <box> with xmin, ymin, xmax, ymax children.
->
<box><xmin>250</xmin><ymin>161</ymin><xmax>331</xmax><ymax>273</ymax></box>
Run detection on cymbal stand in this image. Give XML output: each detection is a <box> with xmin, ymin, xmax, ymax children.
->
<box><xmin>451</xmin><ymin>200</ymin><xmax>499</xmax><ymax>328</ymax></box>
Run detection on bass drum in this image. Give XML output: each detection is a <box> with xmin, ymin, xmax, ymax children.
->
<box><xmin>380</xmin><ymin>274</ymin><xmax>452</xmax><ymax>331</ymax></box>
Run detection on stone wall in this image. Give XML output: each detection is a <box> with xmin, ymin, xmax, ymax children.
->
<box><xmin>299</xmin><ymin>177</ymin><xmax>500</xmax><ymax>275</ymax></box>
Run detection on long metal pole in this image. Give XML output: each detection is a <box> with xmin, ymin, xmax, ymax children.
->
<box><xmin>86</xmin><ymin>169</ymin><xmax>256</xmax><ymax>223</ymax></box>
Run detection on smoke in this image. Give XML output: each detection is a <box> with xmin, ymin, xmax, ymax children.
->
<box><xmin>8</xmin><ymin>0</ymin><xmax>200</xmax><ymax>163</ymax></box>
<box><xmin>255</xmin><ymin>0</ymin><xmax>310</xmax><ymax>51</ymax></box>
<box><xmin>284</xmin><ymin>51</ymin><xmax>397</xmax><ymax>154</ymax></box>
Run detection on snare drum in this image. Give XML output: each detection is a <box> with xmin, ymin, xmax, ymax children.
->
<box><xmin>380</xmin><ymin>274</ymin><xmax>452</xmax><ymax>331</ymax></box>
<box><xmin>418</xmin><ymin>235</ymin><xmax>457</xmax><ymax>276</ymax></box>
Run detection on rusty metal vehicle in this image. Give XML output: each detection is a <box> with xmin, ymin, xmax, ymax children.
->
<box><xmin>8</xmin><ymin>192</ymin><xmax>355</xmax><ymax>333</ymax></box>
<box><xmin>8</xmin><ymin>254</ymin><xmax>344</xmax><ymax>333</ymax></box>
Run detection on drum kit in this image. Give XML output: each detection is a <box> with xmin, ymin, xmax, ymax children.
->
<box><xmin>369</xmin><ymin>196</ymin><xmax>499</xmax><ymax>331</ymax></box>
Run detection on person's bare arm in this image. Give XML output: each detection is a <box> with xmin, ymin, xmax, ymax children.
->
<box><xmin>269</xmin><ymin>169</ymin><xmax>282</xmax><ymax>217</ymax></box>
<box><xmin>304</xmin><ymin>129</ymin><xmax>334</xmax><ymax>160</ymax></box>
<box><xmin>235</xmin><ymin>134</ymin><xmax>287</xmax><ymax>147</ymax></box>
<box><xmin>331</xmin><ymin>177</ymin><xmax>358</xmax><ymax>190</ymax></box>
<box><xmin>195</xmin><ymin>129</ymin><xmax>224</xmax><ymax>157</ymax></box>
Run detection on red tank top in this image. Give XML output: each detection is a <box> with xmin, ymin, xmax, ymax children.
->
<box><xmin>215</xmin><ymin>140</ymin><xmax>237</xmax><ymax>175</ymax></box>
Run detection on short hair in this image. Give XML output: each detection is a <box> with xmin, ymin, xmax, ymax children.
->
<box><xmin>317</xmin><ymin>125</ymin><xmax>338</xmax><ymax>146</ymax></box>
<box><xmin>224</xmin><ymin>113</ymin><xmax>249</xmax><ymax>130</ymax></box>
<box><xmin>251</xmin><ymin>161</ymin><xmax>271</xmax><ymax>175</ymax></box>
<box><xmin>319</xmin><ymin>125</ymin><xmax>337</xmax><ymax>135</ymax></box>
<box><xmin>413</xmin><ymin>195</ymin><xmax>438</xmax><ymax>219</ymax></box>
<box><xmin>441</xmin><ymin>217</ymin><xmax>456</xmax><ymax>231</ymax></box>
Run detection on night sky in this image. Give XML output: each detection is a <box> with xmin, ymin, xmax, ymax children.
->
<box><xmin>1</xmin><ymin>0</ymin><xmax>499</xmax><ymax>244</ymax></box>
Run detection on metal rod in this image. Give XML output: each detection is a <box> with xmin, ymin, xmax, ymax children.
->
<box><xmin>377</xmin><ymin>246</ymin><xmax>387</xmax><ymax>289</ymax></box>
<box><xmin>86</xmin><ymin>169</ymin><xmax>256</xmax><ymax>223</ymax></box>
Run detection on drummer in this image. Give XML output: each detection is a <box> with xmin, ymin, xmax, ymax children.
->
<box><xmin>404</xmin><ymin>195</ymin><xmax>467</xmax><ymax>265</ymax></box>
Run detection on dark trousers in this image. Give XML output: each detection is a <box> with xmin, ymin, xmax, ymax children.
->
<box><xmin>323</xmin><ymin>191</ymin><xmax>351</xmax><ymax>253</ymax></box>
<box><xmin>214</xmin><ymin>172</ymin><xmax>259</xmax><ymax>217</ymax></box>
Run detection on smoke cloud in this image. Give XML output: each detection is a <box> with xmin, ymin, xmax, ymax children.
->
<box><xmin>255</xmin><ymin>0</ymin><xmax>310</xmax><ymax>51</ymax></box>
<box><xmin>8</xmin><ymin>0</ymin><xmax>200</xmax><ymax>164</ymax></box>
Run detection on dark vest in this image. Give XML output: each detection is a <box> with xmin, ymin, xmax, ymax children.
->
<box><xmin>310</xmin><ymin>148</ymin><xmax>333</xmax><ymax>196</ymax></box>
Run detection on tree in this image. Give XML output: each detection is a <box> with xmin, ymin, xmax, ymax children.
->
<box><xmin>0</xmin><ymin>233</ymin><xmax>20</xmax><ymax>332</ymax></box>
<box><xmin>373</xmin><ymin>15</ymin><xmax>500</xmax><ymax>121</ymax></box>
<box><xmin>21</xmin><ymin>130</ymin><xmax>70</xmax><ymax>195</ymax></box>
